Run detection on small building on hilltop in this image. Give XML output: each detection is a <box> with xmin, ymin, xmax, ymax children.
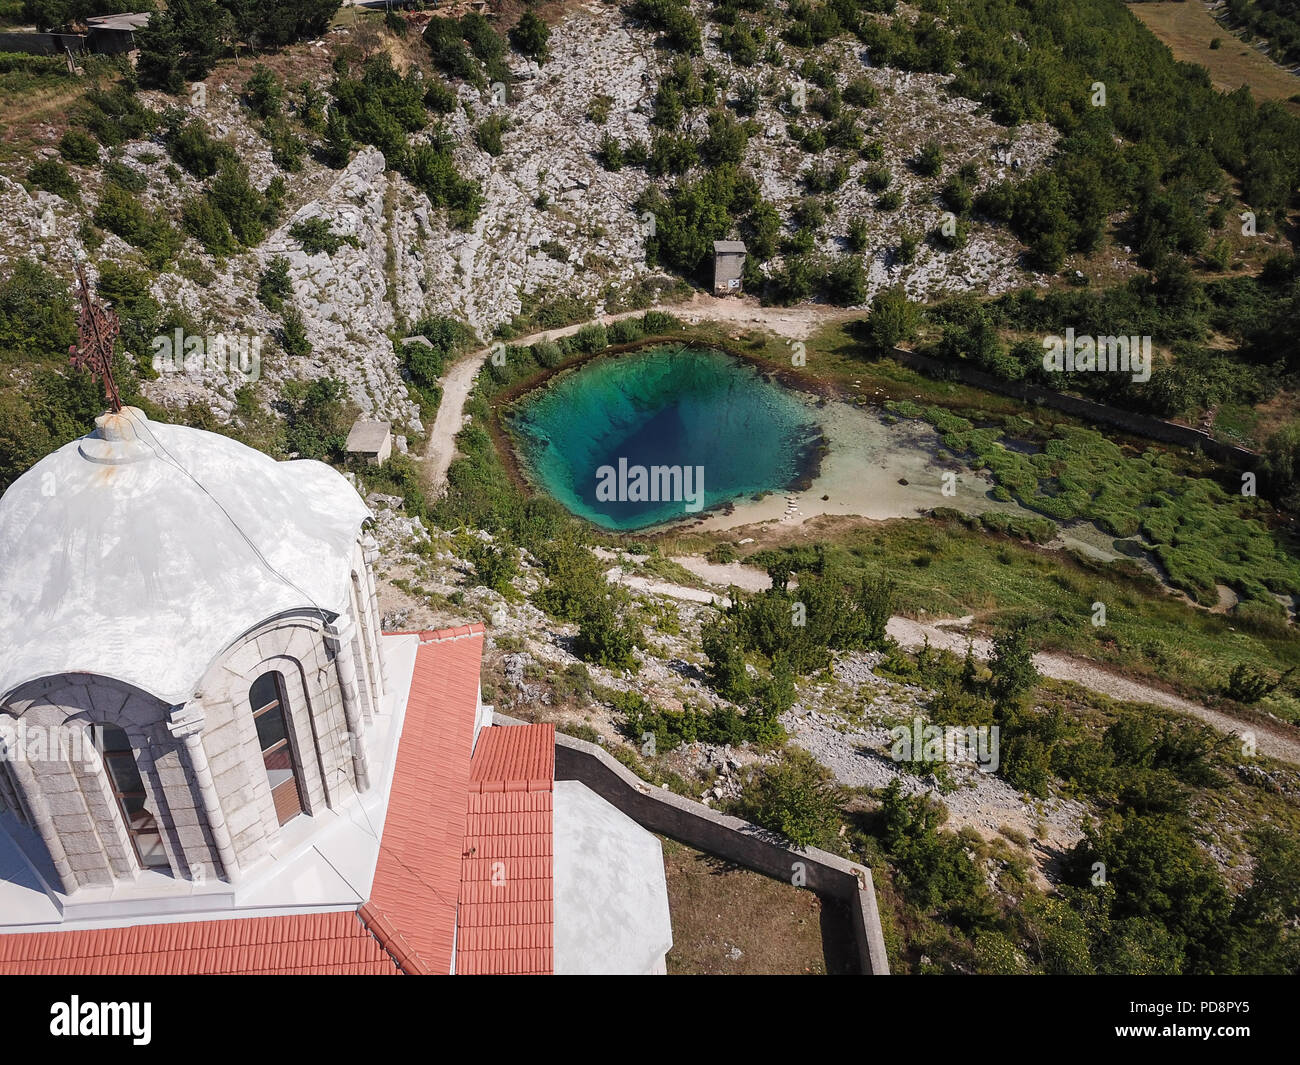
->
<box><xmin>713</xmin><ymin>240</ymin><xmax>746</xmax><ymax>295</ymax></box>
<box><xmin>346</xmin><ymin>419</ymin><xmax>393</xmax><ymax>466</ymax></box>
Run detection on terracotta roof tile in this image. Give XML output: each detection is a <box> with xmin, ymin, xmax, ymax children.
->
<box><xmin>0</xmin><ymin>912</ymin><xmax>396</xmax><ymax>976</ymax></box>
<box><xmin>456</xmin><ymin>724</ymin><xmax>555</xmax><ymax>976</ymax></box>
<box><xmin>355</xmin><ymin>628</ymin><xmax>484</xmax><ymax>974</ymax></box>
<box><xmin>0</xmin><ymin>628</ymin><xmax>561</xmax><ymax>977</ymax></box>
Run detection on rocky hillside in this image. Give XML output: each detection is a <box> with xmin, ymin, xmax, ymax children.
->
<box><xmin>0</xmin><ymin>1</ymin><xmax>1061</xmax><ymax>433</ymax></box>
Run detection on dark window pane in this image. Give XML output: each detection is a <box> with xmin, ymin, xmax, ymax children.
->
<box><xmin>249</xmin><ymin>673</ymin><xmax>280</xmax><ymax>714</ymax></box>
<box><xmin>254</xmin><ymin>705</ymin><xmax>288</xmax><ymax>752</ymax></box>
<box><xmin>95</xmin><ymin>725</ymin><xmax>131</xmax><ymax>754</ymax></box>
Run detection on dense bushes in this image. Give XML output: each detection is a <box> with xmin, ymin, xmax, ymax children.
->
<box><xmin>733</xmin><ymin>748</ymin><xmax>845</xmax><ymax>846</ymax></box>
<box><xmin>58</xmin><ymin>128</ymin><xmax>100</xmax><ymax>165</ymax></box>
<box><xmin>279</xmin><ymin>375</ymin><xmax>352</xmax><ymax>459</ymax></box>
<box><xmin>26</xmin><ymin>159</ymin><xmax>77</xmax><ymax>200</ymax></box>
<box><xmin>136</xmin><ymin>0</ymin><xmax>341</xmax><ymax>92</ymax></box>
<box><xmin>288</xmin><ymin>217</ymin><xmax>357</xmax><ymax>256</ymax></box>
<box><xmin>92</xmin><ymin>185</ymin><xmax>179</xmax><ymax>267</ymax></box>
<box><xmin>509</xmin><ymin>9</ymin><xmax>550</xmax><ymax>62</ymax></box>
<box><xmin>638</xmin><ymin>164</ymin><xmax>778</xmax><ymax>280</ymax></box>
<box><xmin>328</xmin><ymin>54</ymin><xmax>482</xmax><ymax>228</ymax></box>
<box><xmin>628</xmin><ymin>0</ymin><xmax>703</xmax><ymax>54</ymax></box>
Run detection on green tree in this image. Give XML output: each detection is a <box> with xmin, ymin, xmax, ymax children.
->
<box><xmin>136</xmin><ymin>0</ymin><xmax>234</xmax><ymax>93</ymax></box>
<box><xmin>257</xmin><ymin>256</ymin><xmax>294</xmax><ymax>311</ymax></box>
<box><xmin>988</xmin><ymin>617</ymin><xmax>1038</xmax><ymax>705</ymax></box>
<box><xmin>735</xmin><ymin>748</ymin><xmax>843</xmax><ymax>848</ymax></box>
<box><xmin>575</xmin><ymin>595</ymin><xmax>640</xmax><ymax>670</ymax></box>
<box><xmin>509</xmin><ymin>9</ymin><xmax>550</xmax><ymax>62</ymax></box>
<box><xmin>244</xmin><ymin>64</ymin><xmax>283</xmax><ymax>118</ymax></box>
<box><xmin>860</xmin><ymin>285</ymin><xmax>920</xmax><ymax>353</ymax></box>
<box><xmin>468</xmin><ymin>540</ymin><xmax>518</xmax><ymax>595</ymax></box>
<box><xmin>278</xmin><ymin>307</ymin><xmax>312</xmax><ymax>357</ymax></box>
<box><xmin>701</xmin><ymin>613</ymin><xmax>749</xmax><ymax>702</ymax></box>
<box><xmin>280</xmin><ymin>375</ymin><xmax>351</xmax><ymax>459</ymax></box>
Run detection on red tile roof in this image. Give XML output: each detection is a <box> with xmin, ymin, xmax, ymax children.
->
<box><xmin>0</xmin><ymin>911</ymin><xmax>394</xmax><ymax>976</ymax></box>
<box><xmin>469</xmin><ymin>720</ymin><xmax>555</xmax><ymax>793</ymax></box>
<box><xmin>457</xmin><ymin>724</ymin><xmax>555</xmax><ymax>976</ymax></box>
<box><xmin>0</xmin><ymin>626</ymin><xmax>493</xmax><ymax>976</ymax></box>
<box><xmin>361</xmin><ymin>627</ymin><xmax>485</xmax><ymax>974</ymax></box>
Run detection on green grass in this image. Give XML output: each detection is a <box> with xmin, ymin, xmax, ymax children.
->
<box><xmin>890</xmin><ymin>401</ymin><xmax>1300</xmax><ymax>610</ymax></box>
<box><xmin>749</xmin><ymin>513</ymin><xmax>1300</xmax><ymax>712</ymax></box>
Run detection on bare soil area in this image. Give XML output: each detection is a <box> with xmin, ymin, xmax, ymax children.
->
<box><xmin>660</xmin><ymin>837</ymin><xmax>857</xmax><ymax>974</ymax></box>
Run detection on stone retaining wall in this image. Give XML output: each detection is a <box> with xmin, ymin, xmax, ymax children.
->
<box><xmin>494</xmin><ymin>714</ymin><xmax>891</xmax><ymax>974</ymax></box>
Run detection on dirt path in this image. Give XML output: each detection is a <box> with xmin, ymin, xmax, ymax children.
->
<box><xmin>424</xmin><ymin>307</ymin><xmax>654</xmax><ymax>494</ymax></box>
<box><xmin>606</xmin><ymin>560</ymin><xmax>1300</xmax><ymax>767</ymax></box>
<box><xmin>422</xmin><ymin>296</ymin><xmax>851</xmax><ymax>495</ymax></box>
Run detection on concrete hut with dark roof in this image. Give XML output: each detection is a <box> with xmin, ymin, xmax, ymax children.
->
<box><xmin>0</xmin><ymin>407</ymin><xmax>672</xmax><ymax>975</ymax></box>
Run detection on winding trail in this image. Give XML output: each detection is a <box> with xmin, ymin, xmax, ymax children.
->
<box><xmin>417</xmin><ymin>304</ymin><xmax>1300</xmax><ymax>767</ymax></box>
<box><xmin>609</xmin><ymin>559</ymin><xmax>1300</xmax><ymax>768</ymax></box>
<box><xmin>422</xmin><ymin>296</ymin><xmax>856</xmax><ymax>495</ymax></box>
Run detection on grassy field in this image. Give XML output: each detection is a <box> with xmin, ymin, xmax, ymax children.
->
<box><xmin>729</xmin><ymin>510</ymin><xmax>1300</xmax><ymax>721</ymax></box>
<box><xmin>1131</xmin><ymin>0</ymin><xmax>1300</xmax><ymax>111</ymax></box>
<box><xmin>660</xmin><ymin>837</ymin><xmax>858</xmax><ymax>974</ymax></box>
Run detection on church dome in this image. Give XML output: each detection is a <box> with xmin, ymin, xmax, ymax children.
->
<box><xmin>0</xmin><ymin>407</ymin><xmax>371</xmax><ymax>705</ymax></box>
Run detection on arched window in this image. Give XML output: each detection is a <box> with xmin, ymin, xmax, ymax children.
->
<box><xmin>249</xmin><ymin>673</ymin><xmax>304</xmax><ymax>825</ymax></box>
<box><xmin>90</xmin><ymin>724</ymin><xmax>170</xmax><ymax>873</ymax></box>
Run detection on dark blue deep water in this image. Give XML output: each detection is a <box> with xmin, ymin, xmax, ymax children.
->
<box><xmin>508</xmin><ymin>345</ymin><xmax>823</xmax><ymax>531</ymax></box>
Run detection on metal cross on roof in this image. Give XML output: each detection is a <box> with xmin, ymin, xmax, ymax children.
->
<box><xmin>68</xmin><ymin>259</ymin><xmax>123</xmax><ymax>414</ymax></box>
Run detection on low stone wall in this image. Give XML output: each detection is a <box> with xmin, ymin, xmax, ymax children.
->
<box><xmin>0</xmin><ymin>31</ymin><xmax>85</xmax><ymax>55</ymax></box>
<box><xmin>494</xmin><ymin>714</ymin><xmax>890</xmax><ymax>974</ymax></box>
<box><xmin>891</xmin><ymin>347</ymin><xmax>1258</xmax><ymax>468</ymax></box>
<box><xmin>0</xmin><ymin>29</ymin><xmax>138</xmax><ymax>56</ymax></box>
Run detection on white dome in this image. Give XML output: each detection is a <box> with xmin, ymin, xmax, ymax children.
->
<box><xmin>0</xmin><ymin>408</ymin><xmax>371</xmax><ymax>705</ymax></box>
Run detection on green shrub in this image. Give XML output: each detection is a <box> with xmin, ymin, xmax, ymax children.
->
<box><xmin>734</xmin><ymin>748</ymin><xmax>844</xmax><ymax>848</ymax></box>
<box><xmin>257</xmin><ymin>255</ymin><xmax>294</xmax><ymax>311</ymax></box>
<box><xmin>575</xmin><ymin>598</ymin><xmax>640</xmax><ymax>670</ymax></box>
<box><xmin>181</xmin><ymin>195</ymin><xmax>236</xmax><ymax>255</ymax></box>
<box><xmin>606</xmin><ymin>318</ymin><xmax>643</xmax><ymax>344</ymax></box>
<box><xmin>509</xmin><ymin>9</ymin><xmax>550</xmax><ymax>62</ymax></box>
<box><xmin>474</xmin><ymin>114</ymin><xmax>510</xmax><ymax>156</ymax></box>
<box><xmin>571</xmin><ymin>323</ymin><xmax>608</xmax><ymax>353</ymax></box>
<box><xmin>26</xmin><ymin>159</ymin><xmax>77</xmax><ymax>200</ymax></box>
<box><xmin>469</xmin><ymin>540</ymin><xmax>518</xmax><ymax>594</ymax></box>
<box><xmin>244</xmin><ymin>65</ymin><xmax>283</xmax><ymax>119</ymax></box>
<box><xmin>423</xmin><ymin>78</ymin><xmax>457</xmax><ymax>114</ymax></box>
<box><xmin>912</xmin><ymin>139</ymin><xmax>943</xmax><ymax>177</ymax></box>
<box><xmin>289</xmin><ymin>217</ymin><xmax>358</xmax><ymax>256</ymax></box>
<box><xmin>208</xmin><ymin>161</ymin><xmax>272</xmax><ymax>246</ymax></box>
<box><xmin>279</xmin><ymin>307</ymin><xmax>312</xmax><ymax>357</ymax></box>
<box><xmin>597</xmin><ymin>133</ymin><xmax>624</xmax><ymax>171</ymax></box>
<box><xmin>58</xmin><ymin>128</ymin><xmax>99</xmax><ymax>165</ymax></box>
<box><xmin>92</xmin><ymin>185</ymin><xmax>179</xmax><ymax>267</ymax></box>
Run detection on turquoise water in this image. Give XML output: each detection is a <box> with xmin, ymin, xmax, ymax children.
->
<box><xmin>508</xmin><ymin>345</ymin><xmax>824</xmax><ymax>531</ymax></box>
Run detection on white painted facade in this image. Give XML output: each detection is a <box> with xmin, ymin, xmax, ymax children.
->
<box><xmin>0</xmin><ymin>409</ymin><xmax>390</xmax><ymax>899</ymax></box>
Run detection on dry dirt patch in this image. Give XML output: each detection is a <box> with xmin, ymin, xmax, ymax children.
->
<box><xmin>661</xmin><ymin>837</ymin><xmax>858</xmax><ymax>974</ymax></box>
<box><xmin>1132</xmin><ymin>0</ymin><xmax>1300</xmax><ymax>111</ymax></box>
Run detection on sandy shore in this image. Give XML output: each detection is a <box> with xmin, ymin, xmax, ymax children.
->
<box><xmin>690</xmin><ymin>396</ymin><xmax>1015</xmax><ymax>532</ymax></box>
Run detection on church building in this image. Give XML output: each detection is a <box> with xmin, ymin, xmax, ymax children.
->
<box><xmin>0</xmin><ymin>406</ymin><xmax>672</xmax><ymax>975</ymax></box>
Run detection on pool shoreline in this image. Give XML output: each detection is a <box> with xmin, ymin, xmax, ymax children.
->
<box><xmin>500</xmin><ymin>343</ymin><xmax>829</xmax><ymax>532</ymax></box>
